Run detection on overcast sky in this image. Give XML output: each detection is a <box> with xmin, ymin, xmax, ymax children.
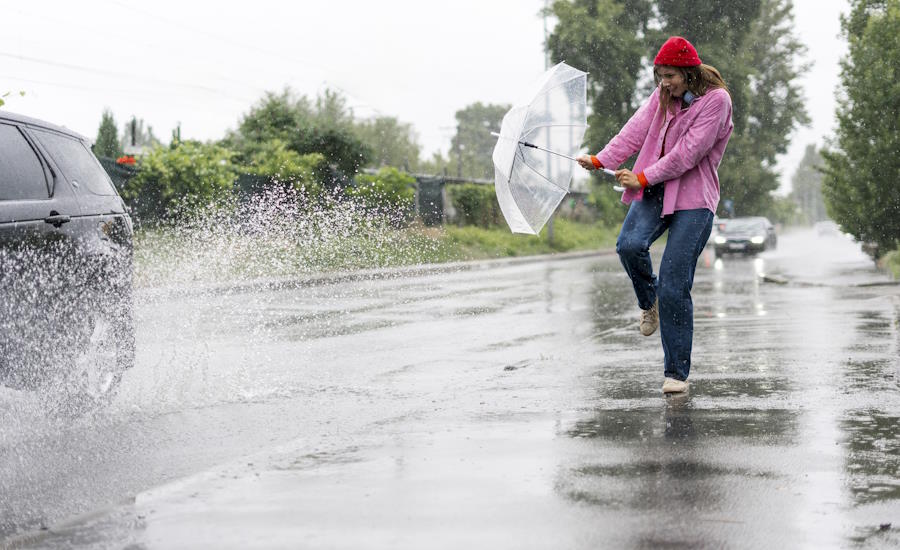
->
<box><xmin>3</xmin><ymin>0</ymin><xmax>848</xmax><ymax>194</ymax></box>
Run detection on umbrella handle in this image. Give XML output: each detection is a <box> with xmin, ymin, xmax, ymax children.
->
<box><xmin>492</xmin><ymin>132</ymin><xmax>625</xmax><ymax>192</ymax></box>
<box><xmin>598</xmin><ymin>167</ymin><xmax>625</xmax><ymax>191</ymax></box>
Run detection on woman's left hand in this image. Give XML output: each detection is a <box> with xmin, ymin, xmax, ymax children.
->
<box><xmin>615</xmin><ymin>169</ymin><xmax>643</xmax><ymax>190</ymax></box>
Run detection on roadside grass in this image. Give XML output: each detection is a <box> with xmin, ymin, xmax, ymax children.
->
<box><xmin>881</xmin><ymin>247</ymin><xmax>900</xmax><ymax>279</ymax></box>
<box><xmin>441</xmin><ymin>218</ymin><xmax>619</xmax><ymax>260</ymax></box>
<box><xmin>133</xmin><ymin>217</ymin><xmax>619</xmax><ymax>288</ymax></box>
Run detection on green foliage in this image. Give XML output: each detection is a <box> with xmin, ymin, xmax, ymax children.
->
<box><xmin>587</xmin><ymin>180</ymin><xmax>627</xmax><ymax>227</ymax></box>
<box><xmin>120</xmin><ymin>116</ymin><xmax>162</xmax><ymax>151</ymax></box>
<box><xmin>227</xmin><ymin>87</ymin><xmax>371</xmax><ymax>178</ymax></box>
<box><xmin>121</xmin><ymin>141</ymin><xmax>238</xmax><ymax>221</ymax></box>
<box><xmin>822</xmin><ymin>0</ymin><xmax>900</xmax><ymax>258</ymax></box>
<box><xmin>446</xmin><ymin>183</ymin><xmax>502</xmax><ymax>228</ymax></box>
<box><xmin>94</xmin><ymin>109</ymin><xmax>123</xmax><ymax>159</ymax></box>
<box><xmin>547</xmin><ymin>0</ymin><xmax>653</xmax><ymax>149</ymax></box>
<box><xmin>882</xmin><ymin>247</ymin><xmax>900</xmax><ymax>279</ymax></box>
<box><xmin>346</xmin><ymin>166</ymin><xmax>416</xmax><ymax>217</ymax></box>
<box><xmin>418</xmin><ymin>150</ymin><xmax>451</xmax><ymax>176</ymax></box>
<box><xmin>443</xmin><ymin>218</ymin><xmax>619</xmax><ymax>258</ymax></box>
<box><xmin>448</xmin><ymin>103</ymin><xmax>510</xmax><ymax>180</ymax></box>
<box><xmin>549</xmin><ymin>0</ymin><xmax>809</xmax><ymax>218</ymax></box>
<box><xmin>713</xmin><ymin>0</ymin><xmax>810</xmax><ymax>216</ymax></box>
<box><xmin>0</xmin><ymin>90</ymin><xmax>25</xmax><ymax>109</ymax></box>
<box><xmin>789</xmin><ymin>144</ymin><xmax>827</xmax><ymax>224</ymax></box>
<box><xmin>764</xmin><ymin>195</ymin><xmax>801</xmax><ymax>226</ymax></box>
<box><xmin>246</xmin><ymin>139</ymin><xmax>327</xmax><ymax>196</ymax></box>
<box><xmin>355</xmin><ymin>116</ymin><xmax>421</xmax><ymax>171</ymax></box>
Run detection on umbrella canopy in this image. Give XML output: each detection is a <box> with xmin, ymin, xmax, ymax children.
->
<box><xmin>492</xmin><ymin>62</ymin><xmax>587</xmax><ymax>235</ymax></box>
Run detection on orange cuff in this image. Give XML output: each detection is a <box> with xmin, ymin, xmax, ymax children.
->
<box><xmin>637</xmin><ymin>172</ymin><xmax>649</xmax><ymax>188</ymax></box>
<box><xmin>589</xmin><ymin>155</ymin><xmax>603</xmax><ymax>169</ymax></box>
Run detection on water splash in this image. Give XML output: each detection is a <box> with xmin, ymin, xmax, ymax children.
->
<box><xmin>133</xmin><ymin>185</ymin><xmax>448</xmax><ymax>290</ymax></box>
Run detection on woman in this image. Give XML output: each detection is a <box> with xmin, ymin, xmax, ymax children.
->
<box><xmin>577</xmin><ymin>36</ymin><xmax>733</xmax><ymax>394</ymax></box>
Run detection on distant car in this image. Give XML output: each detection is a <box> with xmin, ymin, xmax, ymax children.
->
<box><xmin>713</xmin><ymin>216</ymin><xmax>777</xmax><ymax>255</ymax></box>
<box><xmin>704</xmin><ymin>215</ymin><xmax>720</xmax><ymax>247</ymax></box>
<box><xmin>0</xmin><ymin>111</ymin><xmax>134</xmax><ymax>408</ymax></box>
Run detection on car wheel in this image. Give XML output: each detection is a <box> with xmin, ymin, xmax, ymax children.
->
<box><xmin>55</xmin><ymin>309</ymin><xmax>128</xmax><ymax>414</ymax></box>
<box><xmin>76</xmin><ymin>312</ymin><xmax>121</xmax><ymax>391</ymax></box>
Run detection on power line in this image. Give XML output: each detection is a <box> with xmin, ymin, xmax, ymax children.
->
<box><xmin>0</xmin><ymin>74</ymin><xmax>163</xmax><ymax>99</ymax></box>
<box><xmin>7</xmin><ymin>6</ymin><xmax>270</xmax><ymax>99</ymax></box>
<box><xmin>0</xmin><ymin>51</ymin><xmax>255</xmax><ymax>104</ymax></box>
<box><xmin>103</xmin><ymin>0</ymin><xmax>385</xmax><ymax>117</ymax></box>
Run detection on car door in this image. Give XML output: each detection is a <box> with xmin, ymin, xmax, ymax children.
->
<box><xmin>26</xmin><ymin>127</ymin><xmax>133</xmax><ymax>270</ymax></box>
<box><xmin>25</xmin><ymin>126</ymin><xmax>136</xmax><ymax>386</ymax></box>
<box><xmin>0</xmin><ymin>121</ymin><xmax>82</xmax><ymax>250</ymax></box>
<box><xmin>0</xmin><ymin>121</ymin><xmax>84</xmax><ymax>385</ymax></box>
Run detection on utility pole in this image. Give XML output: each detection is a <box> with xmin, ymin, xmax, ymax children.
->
<box><xmin>455</xmin><ymin>124</ymin><xmax>462</xmax><ymax>179</ymax></box>
<box><xmin>544</xmin><ymin>0</ymin><xmax>555</xmax><ymax>246</ymax></box>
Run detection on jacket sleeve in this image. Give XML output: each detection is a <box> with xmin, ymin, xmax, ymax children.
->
<box><xmin>595</xmin><ymin>88</ymin><xmax>659</xmax><ymax>169</ymax></box>
<box><xmin>642</xmin><ymin>90</ymin><xmax>732</xmax><ymax>185</ymax></box>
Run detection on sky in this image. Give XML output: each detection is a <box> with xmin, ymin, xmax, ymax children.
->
<box><xmin>2</xmin><ymin>0</ymin><xmax>848</xmax><ymax>194</ymax></box>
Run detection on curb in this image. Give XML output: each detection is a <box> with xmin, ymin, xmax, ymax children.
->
<box><xmin>136</xmin><ymin>248</ymin><xmax>618</xmax><ymax>300</ymax></box>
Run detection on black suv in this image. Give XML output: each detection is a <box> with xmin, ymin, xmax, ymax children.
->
<box><xmin>0</xmin><ymin>111</ymin><xmax>134</xmax><ymax>407</ymax></box>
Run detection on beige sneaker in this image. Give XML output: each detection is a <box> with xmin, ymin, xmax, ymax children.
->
<box><xmin>639</xmin><ymin>299</ymin><xmax>659</xmax><ymax>336</ymax></box>
<box><xmin>662</xmin><ymin>377</ymin><xmax>689</xmax><ymax>393</ymax></box>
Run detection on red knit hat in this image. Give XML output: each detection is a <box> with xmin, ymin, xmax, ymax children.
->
<box><xmin>654</xmin><ymin>36</ymin><xmax>702</xmax><ymax>67</ymax></box>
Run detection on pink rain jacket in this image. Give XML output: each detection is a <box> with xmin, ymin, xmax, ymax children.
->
<box><xmin>595</xmin><ymin>86</ymin><xmax>733</xmax><ymax>216</ymax></box>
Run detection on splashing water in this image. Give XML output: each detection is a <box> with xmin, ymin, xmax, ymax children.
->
<box><xmin>1</xmin><ymin>185</ymin><xmax>451</xmax><ymax>418</ymax></box>
<box><xmin>0</xmin><ymin>234</ymin><xmax>133</xmax><ymax>417</ymax></box>
<box><xmin>133</xmin><ymin>186</ymin><xmax>449</xmax><ymax>290</ymax></box>
<box><xmin>113</xmin><ymin>185</ymin><xmax>455</xmax><ymax>414</ymax></box>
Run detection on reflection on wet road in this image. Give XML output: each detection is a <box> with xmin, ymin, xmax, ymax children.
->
<box><xmin>2</xmin><ymin>229</ymin><xmax>899</xmax><ymax>549</ymax></box>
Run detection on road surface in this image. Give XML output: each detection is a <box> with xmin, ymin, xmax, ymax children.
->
<box><xmin>1</xmin><ymin>228</ymin><xmax>898</xmax><ymax>549</ymax></box>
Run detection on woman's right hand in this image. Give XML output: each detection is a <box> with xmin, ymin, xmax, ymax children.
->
<box><xmin>576</xmin><ymin>155</ymin><xmax>596</xmax><ymax>170</ymax></box>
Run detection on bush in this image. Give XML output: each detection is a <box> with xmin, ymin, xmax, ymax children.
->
<box><xmin>246</xmin><ymin>139</ymin><xmax>327</xmax><ymax>196</ymax></box>
<box><xmin>587</xmin><ymin>180</ymin><xmax>627</xmax><ymax>228</ymax></box>
<box><xmin>121</xmin><ymin>141</ymin><xmax>237</xmax><ymax>222</ymax></box>
<box><xmin>882</xmin><ymin>246</ymin><xmax>900</xmax><ymax>278</ymax></box>
<box><xmin>345</xmin><ymin>166</ymin><xmax>415</xmax><ymax>221</ymax></box>
<box><xmin>446</xmin><ymin>183</ymin><xmax>501</xmax><ymax>228</ymax></box>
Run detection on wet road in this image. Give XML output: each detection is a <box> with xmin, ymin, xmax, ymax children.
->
<box><xmin>2</xmin><ymin>228</ymin><xmax>899</xmax><ymax>549</ymax></box>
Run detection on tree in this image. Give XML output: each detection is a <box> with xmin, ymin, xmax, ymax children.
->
<box><xmin>789</xmin><ymin>144</ymin><xmax>827</xmax><ymax>224</ymax></box>
<box><xmin>657</xmin><ymin>0</ymin><xmax>810</xmax><ymax>217</ymax></box>
<box><xmin>94</xmin><ymin>109</ymin><xmax>123</xmax><ymax>159</ymax></box>
<box><xmin>449</xmin><ymin>102</ymin><xmax>510</xmax><ymax>180</ymax></box>
<box><xmin>227</xmin><ymin>88</ymin><xmax>371</xmax><ymax>179</ymax></box>
<box><xmin>822</xmin><ymin>0</ymin><xmax>900</xmax><ymax>257</ymax></box>
<box><xmin>355</xmin><ymin>116</ymin><xmax>422</xmax><ymax>172</ymax></box>
<box><xmin>547</xmin><ymin>0</ymin><xmax>653</xmax><ymax>149</ymax></box>
<box><xmin>314</xmin><ymin>89</ymin><xmax>356</xmax><ymax>133</ymax></box>
<box><xmin>120</xmin><ymin>116</ymin><xmax>162</xmax><ymax>151</ymax></box>
<box><xmin>546</xmin><ymin>0</ymin><xmax>654</xmax><ymax>227</ymax></box>
<box><xmin>245</xmin><ymin>139</ymin><xmax>327</xmax><ymax>197</ymax></box>
<box><xmin>547</xmin><ymin>0</ymin><xmax>809</xmax><ymax>220</ymax></box>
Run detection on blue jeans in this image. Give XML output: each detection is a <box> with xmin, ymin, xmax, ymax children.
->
<box><xmin>615</xmin><ymin>184</ymin><xmax>714</xmax><ymax>381</ymax></box>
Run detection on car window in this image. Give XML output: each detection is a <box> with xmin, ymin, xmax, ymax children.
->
<box><xmin>32</xmin><ymin>130</ymin><xmax>118</xmax><ymax>196</ymax></box>
<box><xmin>0</xmin><ymin>123</ymin><xmax>49</xmax><ymax>201</ymax></box>
<box><xmin>723</xmin><ymin>219</ymin><xmax>767</xmax><ymax>233</ymax></box>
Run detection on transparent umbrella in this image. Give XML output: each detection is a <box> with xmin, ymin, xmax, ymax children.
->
<box><xmin>491</xmin><ymin>62</ymin><xmax>614</xmax><ymax>235</ymax></box>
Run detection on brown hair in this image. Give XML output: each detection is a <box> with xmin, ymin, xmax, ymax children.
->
<box><xmin>655</xmin><ymin>63</ymin><xmax>729</xmax><ymax>116</ymax></box>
